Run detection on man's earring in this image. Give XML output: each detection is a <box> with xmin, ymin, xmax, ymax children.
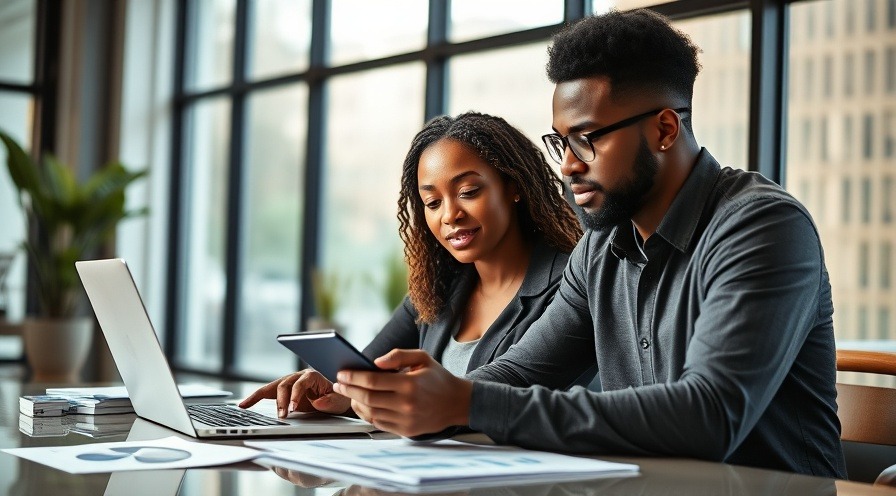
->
<box><xmin>514</xmin><ymin>195</ymin><xmax>520</xmax><ymax>203</ymax></box>
<box><xmin>660</xmin><ymin>144</ymin><xmax>666</xmax><ymax>150</ymax></box>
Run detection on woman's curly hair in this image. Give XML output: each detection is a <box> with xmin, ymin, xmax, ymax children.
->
<box><xmin>397</xmin><ymin>111</ymin><xmax>582</xmax><ymax>323</ymax></box>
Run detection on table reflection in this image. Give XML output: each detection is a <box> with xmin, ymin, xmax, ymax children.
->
<box><xmin>256</xmin><ymin>461</ymin><xmax>837</xmax><ymax>496</ymax></box>
<box><xmin>2</xmin><ymin>379</ymin><xmax>858</xmax><ymax>496</ymax></box>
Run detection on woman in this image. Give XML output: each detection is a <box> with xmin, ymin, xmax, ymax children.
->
<box><xmin>240</xmin><ymin>111</ymin><xmax>582</xmax><ymax>418</ymax></box>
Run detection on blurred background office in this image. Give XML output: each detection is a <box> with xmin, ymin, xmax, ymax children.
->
<box><xmin>0</xmin><ymin>0</ymin><xmax>893</xmax><ymax>385</ymax></box>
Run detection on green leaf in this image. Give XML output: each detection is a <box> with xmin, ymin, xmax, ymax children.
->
<box><xmin>0</xmin><ymin>129</ymin><xmax>148</xmax><ymax>318</ymax></box>
<box><xmin>43</xmin><ymin>154</ymin><xmax>77</xmax><ymax>211</ymax></box>
<box><xmin>0</xmin><ymin>131</ymin><xmax>41</xmax><ymax>199</ymax></box>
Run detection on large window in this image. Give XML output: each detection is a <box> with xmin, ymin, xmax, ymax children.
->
<box><xmin>321</xmin><ymin>64</ymin><xmax>424</xmax><ymax>347</ymax></box>
<box><xmin>675</xmin><ymin>11</ymin><xmax>751</xmax><ymax>170</ymax></box>
<box><xmin>171</xmin><ymin>1</ymin><xmax>432</xmax><ymax>376</ymax></box>
<box><xmin>166</xmin><ymin>0</ymin><xmax>896</xmax><ymax>380</ymax></box>
<box><xmin>173</xmin><ymin>1</ymin><xmax>315</xmax><ymax>377</ymax></box>
<box><xmin>329</xmin><ymin>0</ymin><xmax>427</xmax><ymax>65</ymax></box>
<box><xmin>0</xmin><ymin>0</ymin><xmax>38</xmax><ymax>361</ymax></box>
<box><xmin>169</xmin><ymin>0</ymin><xmax>580</xmax><ymax>378</ymax></box>
<box><xmin>180</xmin><ymin>97</ymin><xmax>231</xmax><ymax>371</ymax></box>
<box><xmin>236</xmin><ymin>85</ymin><xmax>307</xmax><ymax>376</ymax></box>
<box><xmin>448</xmin><ymin>42</ymin><xmax>554</xmax><ymax>152</ymax></box>
<box><xmin>450</xmin><ymin>1</ymin><xmax>563</xmax><ymax>42</ymax></box>
<box><xmin>184</xmin><ymin>0</ymin><xmax>235</xmax><ymax>92</ymax></box>
<box><xmin>786</xmin><ymin>0</ymin><xmax>896</xmax><ymax>385</ymax></box>
<box><xmin>249</xmin><ymin>0</ymin><xmax>311</xmax><ymax>80</ymax></box>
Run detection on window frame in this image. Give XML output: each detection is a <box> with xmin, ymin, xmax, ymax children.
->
<box><xmin>0</xmin><ymin>0</ymin><xmax>60</xmax><ymax>363</ymax></box>
<box><xmin>164</xmin><ymin>0</ymin><xmax>831</xmax><ymax>380</ymax></box>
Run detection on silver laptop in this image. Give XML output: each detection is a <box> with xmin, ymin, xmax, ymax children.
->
<box><xmin>76</xmin><ymin>258</ymin><xmax>376</xmax><ymax>439</ymax></box>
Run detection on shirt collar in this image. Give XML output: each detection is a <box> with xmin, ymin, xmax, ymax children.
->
<box><xmin>656</xmin><ymin>148</ymin><xmax>721</xmax><ymax>252</ymax></box>
<box><xmin>610</xmin><ymin>148</ymin><xmax>721</xmax><ymax>259</ymax></box>
<box><xmin>610</xmin><ymin>223</ymin><xmax>646</xmax><ymax>263</ymax></box>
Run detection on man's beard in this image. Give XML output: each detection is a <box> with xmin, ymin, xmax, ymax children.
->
<box><xmin>577</xmin><ymin>135</ymin><xmax>659</xmax><ymax>231</ymax></box>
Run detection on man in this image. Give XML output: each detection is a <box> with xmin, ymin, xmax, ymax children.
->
<box><xmin>333</xmin><ymin>9</ymin><xmax>846</xmax><ymax>478</ymax></box>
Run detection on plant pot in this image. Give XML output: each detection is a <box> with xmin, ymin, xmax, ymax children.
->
<box><xmin>22</xmin><ymin>317</ymin><xmax>93</xmax><ymax>383</ymax></box>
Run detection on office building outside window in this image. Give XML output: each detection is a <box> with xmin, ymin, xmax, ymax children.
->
<box><xmin>589</xmin><ymin>7</ymin><xmax>752</xmax><ymax>171</ymax></box>
<box><xmin>674</xmin><ymin>11</ymin><xmax>751</xmax><ymax>171</ymax></box>
<box><xmin>787</xmin><ymin>0</ymin><xmax>896</xmax><ymax>378</ymax></box>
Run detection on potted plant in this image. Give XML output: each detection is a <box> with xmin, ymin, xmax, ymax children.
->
<box><xmin>1</xmin><ymin>131</ymin><xmax>147</xmax><ymax>382</ymax></box>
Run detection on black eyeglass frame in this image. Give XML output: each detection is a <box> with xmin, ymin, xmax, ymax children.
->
<box><xmin>541</xmin><ymin>107</ymin><xmax>691</xmax><ymax>164</ymax></box>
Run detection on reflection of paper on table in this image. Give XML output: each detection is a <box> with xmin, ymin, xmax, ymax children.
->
<box><xmin>104</xmin><ymin>469</ymin><xmax>185</xmax><ymax>496</ymax></box>
<box><xmin>247</xmin><ymin>438</ymin><xmax>638</xmax><ymax>489</ymax></box>
<box><xmin>2</xmin><ymin>436</ymin><xmax>258</xmax><ymax>474</ymax></box>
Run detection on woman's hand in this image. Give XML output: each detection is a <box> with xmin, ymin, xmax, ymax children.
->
<box><xmin>238</xmin><ymin>369</ymin><xmax>352</xmax><ymax>417</ymax></box>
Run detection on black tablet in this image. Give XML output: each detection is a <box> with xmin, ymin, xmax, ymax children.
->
<box><xmin>277</xmin><ymin>330</ymin><xmax>381</xmax><ymax>383</ymax></box>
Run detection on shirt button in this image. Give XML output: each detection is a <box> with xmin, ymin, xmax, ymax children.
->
<box><xmin>640</xmin><ymin>338</ymin><xmax>650</xmax><ymax>349</ymax></box>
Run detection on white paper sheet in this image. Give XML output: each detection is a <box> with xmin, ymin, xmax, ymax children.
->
<box><xmin>247</xmin><ymin>438</ymin><xmax>639</xmax><ymax>486</ymax></box>
<box><xmin>46</xmin><ymin>384</ymin><xmax>232</xmax><ymax>399</ymax></box>
<box><xmin>3</xmin><ymin>436</ymin><xmax>259</xmax><ymax>474</ymax></box>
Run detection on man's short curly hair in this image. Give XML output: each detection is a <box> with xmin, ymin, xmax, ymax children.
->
<box><xmin>547</xmin><ymin>9</ymin><xmax>701</xmax><ymax>107</ymax></box>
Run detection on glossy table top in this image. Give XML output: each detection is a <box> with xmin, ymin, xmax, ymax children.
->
<box><xmin>1</xmin><ymin>368</ymin><xmax>893</xmax><ymax>496</ymax></box>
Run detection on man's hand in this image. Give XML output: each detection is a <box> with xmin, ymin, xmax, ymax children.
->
<box><xmin>238</xmin><ymin>369</ymin><xmax>352</xmax><ymax>418</ymax></box>
<box><xmin>332</xmin><ymin>349</ymin><xmax>473</xmax><ymax>437</ymax></box>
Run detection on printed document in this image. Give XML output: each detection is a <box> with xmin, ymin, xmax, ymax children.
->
<box><xmin>3</xmin><ymin>436</ymin><xmax>258</xmax><ymax>474</ymax></box>
<box><xmin>247</xmin><ymin>438</ymin><xmax>638</xmax><ymax>487</ymax></box>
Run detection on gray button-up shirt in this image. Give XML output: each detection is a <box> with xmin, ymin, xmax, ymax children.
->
<box><xmin>467</xmin><ymin>149</ymin><xmax>846</xmax><ymax>478</ymax></box>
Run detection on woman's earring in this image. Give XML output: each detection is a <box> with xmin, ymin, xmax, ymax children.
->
<box><xmin>514</xmin><ymin>195</ymin><xmax>520</xmax><ymax>203</ymax></box>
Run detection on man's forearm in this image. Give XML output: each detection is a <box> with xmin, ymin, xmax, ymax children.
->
<box><xmin>467</xmin><ymin>376</ymin><xmax>730</xmax><ymax>459</ymax></box>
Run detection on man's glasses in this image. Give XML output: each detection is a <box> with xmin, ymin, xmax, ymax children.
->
<box><xmin>541</xmin><ymin>107</ymin><xmax>690</xmax><ymax>164</ymax></box>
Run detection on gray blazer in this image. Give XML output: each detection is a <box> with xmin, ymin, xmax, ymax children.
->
<box><xmin>362</xmin><ymin>239</ymin><xmax>570</xmax><ymax>374</ymax></box>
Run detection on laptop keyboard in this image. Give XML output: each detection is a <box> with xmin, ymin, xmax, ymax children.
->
<box><xmin>187</xmin><ymin>404</ymin><xmax>287</xmax><ymax>427</ymax></box>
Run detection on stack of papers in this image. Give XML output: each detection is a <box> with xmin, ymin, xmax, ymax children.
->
<box><xmin>19</xmin><ymin>396</ymin><xmax>70</xmax><ymax>417</ymax></box>
<box><xmin>19</xmin><ymin>384</ymin><xmax>231</xmax><ymax>417</ymax></box>
<box><xmin>63</xmin><ymin>396</ymin><xmax>134</xmax><ymax>415</ymax></box>
<box><xmin>18</xmin><ymin>415</ymin><xmax>69</xmax><ymax>437</ymax></box>
<box><xmin>18</xmin><ymin>412</ymin><xmax>138</xmax><ymax>439</ymax></box>
<box><xmin>67</xmin><ymin>413</ymin><xmax>137</xmax><ymax>438</ymax></box>
<box><xmin>247</xmin><ymin>438</ymin><xmax>639</xmax><ymax>491</ymax></box>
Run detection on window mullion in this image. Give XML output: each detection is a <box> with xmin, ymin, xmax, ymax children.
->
<box><xmin>298</xmin><ymin>0</ymin><xmax>331</xmax><ymax>370</ymax></box>
<box><xmin>221</xmin><ymin>0</ymin><xmax>251</xmax><ymax>376</ymax></box>
<box><xmin>748</xmin><ymin>0</ymin><xmax>788</xmax><ymax>181</ymax></box>
<box><xmin>425</xmin><ymin>0</ymin><xmax>449</xmax><ymax>120</ymax></box>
